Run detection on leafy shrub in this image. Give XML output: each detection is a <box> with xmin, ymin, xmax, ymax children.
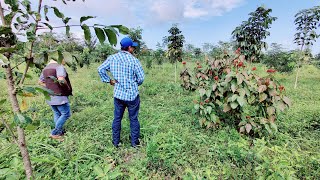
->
<box><xmin>181</xmin><ymin>51</ymin><xmax>291</xmax><ymax>136</ymax></box>
<box><xmin>261</xmin><ymin>44</ymin><xmax>299</xmax><ymax>73</ymax></box>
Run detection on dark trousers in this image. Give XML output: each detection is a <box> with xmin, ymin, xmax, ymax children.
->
<box><xmin>112</xmin><ymin>95</ymin><xmax>140</xmax><ymax>146</ymax></box>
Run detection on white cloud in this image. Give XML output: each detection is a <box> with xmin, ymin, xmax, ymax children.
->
<box><xmin>41</xmin><ymin>0</ymin><xmax>245</xmax><ymax>26</ymax></box>
<box><xmin>184</xmin><ymin>1</ymin><xmax>209</xmax><ymax>18</ymax></box>
<box><xmin>150</xmin><ymin>0</ymin><xmax>185</xmax><ymax>22</ymax></box>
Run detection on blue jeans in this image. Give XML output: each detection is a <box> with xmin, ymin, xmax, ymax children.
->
<box><xmin>50</xmin><ymin>103</ymin><xmax>71</xmax><ymax>135</ymax></box>
<box><xmin>112</xmin><ymin>95</ymin><xmax>140</xmax><ymax>146</ymax></box>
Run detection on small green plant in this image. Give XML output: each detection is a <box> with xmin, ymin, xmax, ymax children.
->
<box><xmin>94</xmin><ymin>164</ymin><xmax>122</xmax><ymax>180</ymax></box>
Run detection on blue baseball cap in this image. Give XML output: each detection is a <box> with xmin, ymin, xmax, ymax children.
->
<box><xmin>120</xmin><ymin>37</ymin><xmax>138</xmax><ymax>48</ymax></box>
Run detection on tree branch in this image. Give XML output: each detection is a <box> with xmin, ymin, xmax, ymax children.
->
<box><xmin>1</xmin><ymin>117</ymin><xmax>18</xmax><ymax>145</ymax></box>
<box><xmin>37</xmin><ymin>24</ymin><xmax>91</xmax><ymax>30</ymax></box>
<box><xmin>20</xmin><ymin>0</ymin><xmax>43</xmax><ymax>85</ymax></box>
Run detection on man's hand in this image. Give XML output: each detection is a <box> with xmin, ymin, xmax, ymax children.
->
<box><xmin>110</xmin><ymin>80</ymin><xmax>117</xmax><ymax>86</ymax></box>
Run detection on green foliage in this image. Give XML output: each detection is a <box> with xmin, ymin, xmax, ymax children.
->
<box><xmin>153</xmin><ymin>43</ymin><xmax>165</xmax><ymax>65</ymax></box>
<box><xmin>128</xmin><ymin>27</ymin><xmax>145</xmax><ymax>55</ymax></box>
<box><xmin>0</xmin><ymin>63</ymin><xmax>320</xmax><ymax>179</ymax></box>
<box><xmin>181</xmin><ymin>52</ymin><xmax>290</xmax><ymax>136</ymax></box>
<box><xmin>232</xmin><ymin>6</ymin><xmax>277</xmax><ymax>60</ymax></box>
<box><xmin>166</xmin><ymin>24</ymin><xmax>185</xmax><ymax>63</ymax></box>
<box><xmin>261</xmin><ymin>43</ymin><xmax>298</xmax><ymax>73</ymax></box>
<box><xmin>294</xmin><ymin>6</ymin><xmax>320</xmax><ymax>48</ymax></box>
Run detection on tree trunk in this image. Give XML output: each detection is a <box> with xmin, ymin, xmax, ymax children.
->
<box><xmin>5</xmin><ymin>64</ymin><xmax>33</xmax><ymax>179</ymax></box>
<box><xmin>294</xmin><ymin>66</ymin><xmax>299</xmax><ymax>89</ymax></box>
<box><xmin>175</xmin><ymin>61</ymin><xmax>177</xmax><ymax>83</ymax></box>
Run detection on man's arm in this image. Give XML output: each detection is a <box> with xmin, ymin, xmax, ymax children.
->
<box><xmin>97</xmin><ymin>59</ymin><xmax>111</xmax><ymax>84</ymax></box>
<box><xmin>135</xmin><ymin>60</ymin><xmax>145</xmax><ymax>86</ymax></box>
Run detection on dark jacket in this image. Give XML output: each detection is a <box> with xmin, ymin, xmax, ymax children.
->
<box><xmin>43</xmin><ymin>63</ymin><xmax>72</xmax><ymax>96</ymax></box>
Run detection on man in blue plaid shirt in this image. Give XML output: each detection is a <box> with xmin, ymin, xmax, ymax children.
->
<box><xmin>98</xmin><ymin>37</ymin><xmax>145</xmax><ymax>148</ymax></box>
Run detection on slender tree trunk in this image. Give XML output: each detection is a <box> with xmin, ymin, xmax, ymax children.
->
<box><xmin>294</xmin><ymin>45</ymin><xmax>304</xmax><ymax>89</ymax></box>
<box><xmin>175</xmin><ymin>61</ymin><xmax>177</xmax><ymax>83</ymax></box>
<box><xmin>294</xmin><ymin>67</ymin><xmax>299</xmax><ymax>89</ymax></box>
<box><xmin>1</xmin><ymin>1</ymin><xmax>33</xmax><ymax>179</ymax></box>
<box><xmin>5</xmin><ymin>64</ymin><xmax>33</xmax><ymax>179</ymax></box>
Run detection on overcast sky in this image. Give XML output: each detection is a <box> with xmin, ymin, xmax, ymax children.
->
<box><xmin>3</xmin><ymin>0</ymin><xmax>320</xmax><ymax>53</ymax></box>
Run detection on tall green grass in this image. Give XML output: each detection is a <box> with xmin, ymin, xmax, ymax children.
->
<box><xmin>0</xmin><ymin>62</ymin><xmax>319</xmax><ymax>179</ymax></box>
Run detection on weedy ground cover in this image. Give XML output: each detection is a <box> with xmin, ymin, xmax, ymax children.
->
<box><xmin>0</xmin><ymin>62</ymin><xmax>319</xmax><ymax>179</ymax></box>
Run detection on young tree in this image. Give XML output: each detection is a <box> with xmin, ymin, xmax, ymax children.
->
<box><xmin>128</xmin><ymin>26</ymin><xmax>145</xmax><ymax>56</ymax></box>
<box><xmin>0</xmin><ymin>0</ymin><xmax>128</xmax><ymax>179</ymax></box>
<box><xmin>293</xmin><ymin>6</ymin><xmax>320</xmax><ymax>88</ymax></box>
<box><xmin>154</xmin><ymin>42</ymin><xmax>165</xmax><ymax>65</ymax></box>
<box><xmin>166</xmin><ymin>24</ymin><xmax>185</xmax><ymax>83</ymax></box>
<box><xmin>202</xmin><ymin>43</ymin><xmax>214</xmax><ymax>55</ymax></box>
<box><xmin>194</xmin><ymin>47</ymin><xmax>202</xmax><ymax>58</ymax></box>
<box><xmin>232</xmin><ymin>6</ymin><xmax>277</xmax><ymax>62</ymax></box>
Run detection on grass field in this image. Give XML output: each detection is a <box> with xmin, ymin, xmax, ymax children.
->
<box><xmin>0</xmin><ymin>62</ymin><xmax>319</xmax><ymax>179</ymax></box>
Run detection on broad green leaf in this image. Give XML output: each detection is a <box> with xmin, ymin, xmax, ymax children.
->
<box><xmin>104</xmin><ymin>28</ymin><xmax>117</xmax><ymax>46</ymax></box>
<box><xmin>212</xmin><ymin>84</ymin><xmax>217</xmax><ymax>91</ymax></box>
<box><xmin>258</xmin><ymin>85</ymin><xmax>267</xmax><ymax>93</ymax></box>
<box><xmin>237</xmin><ymin>96</ymin><xmax>246</xmax><ymax>107</ymax></box>
<box><xmin>23</xmin><ymin>86</ymin><xmax>37</xmax><ymax>94</ymax></box>
<box><xmin>52</xmin><ymin>7</ymin><xmax>64</xmax><ymax>19</ymax></box>
<box><xmin>230</xmin><ymin>102</ymin><xmax>238</xmax><ymax>109</ymax></box>
<box><xmin>205</xmin><ymin>89</ymin><xmax>212</xmax><ymax>97</ymax></box>
<box><xmin>259</xmin><ymin>93</ymin><xmax>267</xmax><ymax>102</ymax></box>
<box><xmin>267</xmin><ymin>106</ymin><xmax>275</xmax><ymax>116</ymax></box>
<box><xmin>111</xmin><ymin>25</ymin><xmax>129</xmax><ymax>34</ymax></box>
<box><xmin>282</xmin><ymin>96</ymin><xmax>291</xmax><ymax>106</ymax></box>
<box><xmin>236</xmin><ymin>73</ymin><xmax>244</xmax><ymax>85</ymax></box>
<box><xmin>199</xmin><ymin>88</ymin><xmax>206</xmax><ymax>97</ymax></box>
<box><xmin>63</xmin><ymin>52</ymin><xmax>73</xmax><ymax>66</ymax></box>
<box><xmin>194</xmin><ymin>104</ymin><xmax>200</xmax><ymax>110</ymax></box>
<box><xmin>225</xmin><ymin>74</ymin><xmax>233</xmax><ymax>83</ymax></box>
<box><xmin>81</xmin><ymin>24</ymin><xmax>91</xmax><ymax>42</ymax></box>
<box><xmin>229</xmin><ymin>94</ymin><xmax>239</xmax><ymax>102</ymax></box>
<box><xmin>223</xmin><ymin>104</ymin><xmax>231</xmax><ymax>112</ymax></box>
<box><xmin>14</xmin><ymin>113</ymin><xmax>32</xmax><ymax>127</ymax></box>
<box><xmin>277</xmin><ymin>101</ymin><xmax>286</xmax><ymax>111</ymax></box>
<box><xmin>239</xmin><ymin>126</ymin><xmax>245</xmax><ymax>133</ymax></box>
<box><xmin>231</xmin><ymin>82</ymin><xmax>237</xmax><ymax>93</ymax></box>
<box><xmin>94</xmin><ymin>27</ymin><xmax>106</xmax><ymax>44</ymax></box>
<box><xmin>238</xmin><ymin>88</ymin><xmax>246</xmax><ymax>97</ymax></box>
<box><xmin>34</xmin><ymin>87</ymin><xmax>54</xmax><ymax>100</ymax></box>
<box><xmin>206</xmin><ymin>106</ymin><xmax>212</xmax><ymax>114</ymax></box>
<box><xmin>80</xmin><ymin>16</ymin><xmax>95</xmax><ymax>24</ymax></box>
<box><xmin>0</xmin><ymin>54</ymin><xmax>9</xmax><ymax>63</ymax></box>
<box><xmin>25</xmin><ymin>124</ymin><xmax>37</xmax><ymax>131</ymax></box>
<box><xmin>264</xmin><ymin>124</ymin><xmax>272</xmax><ymax>134</ymax></box>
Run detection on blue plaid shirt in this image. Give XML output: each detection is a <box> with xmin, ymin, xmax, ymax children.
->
<box><xmin>98</xmin><ymin>51</ymin><xmax>145</xmax><ymax>101</ymax></box>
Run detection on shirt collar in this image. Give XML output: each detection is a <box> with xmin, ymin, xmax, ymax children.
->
<box><xmin>120</xmin><ymin>50</ymin><xmax>132</xmax><ymax>55</ymax></box>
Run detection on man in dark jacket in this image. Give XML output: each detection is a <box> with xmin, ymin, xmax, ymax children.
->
<box><xmin>39</xmin><ymin>60</ymin><xmax>72</xmax><ymax>140</ymax></box>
